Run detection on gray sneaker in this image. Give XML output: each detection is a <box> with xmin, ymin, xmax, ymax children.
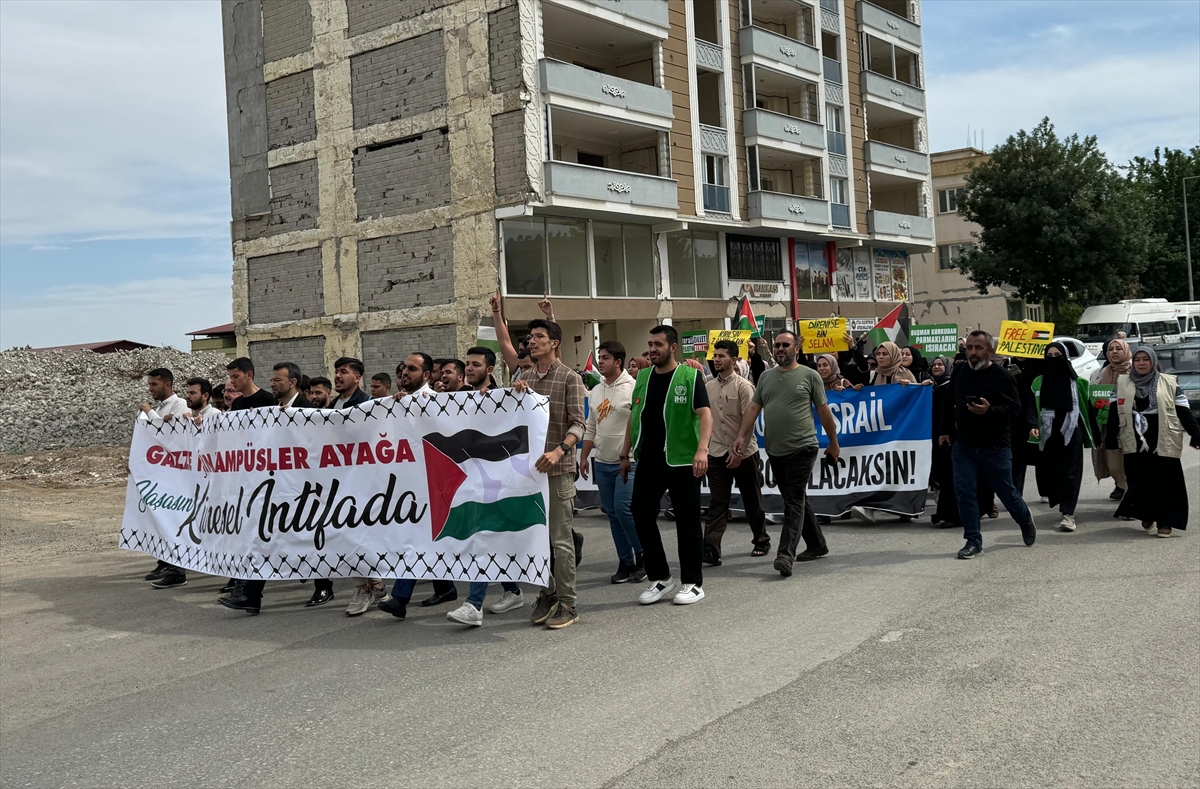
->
<box><xmin>345</xmin><ymin>585</ymin><xmax>382</xmax><ymax>617</ymax></box>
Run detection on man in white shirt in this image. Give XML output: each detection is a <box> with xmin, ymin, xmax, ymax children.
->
<box><xmin>185</xmin><ymin>378</ymin><xmax>220</xmax><ymax>420</ymax></box>
<box><xmin>139</xmin><ymin>368</ymin><xmax>189</xmax><ymax>422</ymax></box>
<box><xmin>580</xmin><ymin>341</ymin><xmax>644</xmax><ymax>585</ymax></box>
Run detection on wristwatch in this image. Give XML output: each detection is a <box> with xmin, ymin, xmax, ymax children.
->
<box><xmin>558</xmin><ymin>441</ymin><xmax>571</xmax><ymax>452</ymax></box>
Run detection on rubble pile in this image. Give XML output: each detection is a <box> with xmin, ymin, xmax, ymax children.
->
<box><xmin>0</xmin><ymin>348</ymin><xmax>231</xmax><ymax>452</ymax></box>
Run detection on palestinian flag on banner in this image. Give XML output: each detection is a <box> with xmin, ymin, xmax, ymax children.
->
<box><xmin>1031</xmin><ymin>329</ymin><xmax>1051</xmax><ymax>340</ymax></box>
<box><xmin>735</xmin><ymin>296</ymin><xmax>761</xmax><ymax>338</ymax></box>
<box><xmin>423</xmin><ymin>427</ymin><xmax>547</xmax><ymax>542</ymax></box>
<box><xmin>865</xmin><ymin>302</ymin><xmax>910</xmax><ymax>353</ymax></box>
<box><xmin>582</xmin><ymin>352</ymin><xmax>601</xmax><ymax>389</ymax></box>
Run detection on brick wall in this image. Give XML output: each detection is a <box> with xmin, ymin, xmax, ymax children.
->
<box><xmin>245</xmin><ymin>158</ymin><xmax>319</xmax><ymax>239</ymax></box>
<box><xmin>262</xmin><ymin>0</ymin><xmax>311</xmax><ymax>63</ymax></box>
<box><xmin>353</xmin><ymin>131</ymin><xmax>450</xmax><ymax>219</ymax></box>
<box><xmin>351</xmin><ymin>32</ymin><xmax>447</xmax><ymax>129</ymax></box>
<box><xmin>265</xmin><ymin>70</ymin><xmax>316</xmax><ymax>150</ymax></box>
<box><xmin>491</xmin><ymin>110</ymin><xmax>527</xmax><ymax>197</ymax></box>
<box><xmin>357</xmin><ymin>226</ymin><xmax>454</xmax><ymax>312</ymax></box>
<box><xmin>248</xmin><ymin>336</ymin><xmax>328</xmax><ymax>379</ymax></box>
<box><xmin>347</xmin><ymin>0</ymin><xmax>448</xmax><ymax>37</ymax></box>
<box><xmin>361</xmin><ymin>324</ymin><xmax>457</xmax><ymax>376</ymax></box>
<box><xmin>488</xmin><ymin>5</ymin><xmax>521</xmax><ymax>92</ymax></box>
<box><xmin>247</xmin><ymin>246</ymin><xmax>324</xmax><ymax>324</ymax></box>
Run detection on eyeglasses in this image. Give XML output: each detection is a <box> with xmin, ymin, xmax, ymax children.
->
<box><xmin>773</xmin><ymin>343</ymin><xmax>792</xmax><ymax>348</ymax></box>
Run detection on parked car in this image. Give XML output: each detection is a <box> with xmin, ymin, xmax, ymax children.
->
<box><xmin>1054</xmin><ymin>336</ymin><xmax>1102</xmax><ymax>380</ymax></box>
<box><xmin>1153</xmin><ymin>340</ymin><xmax>1200</xmax><ymax>420</ymax></box>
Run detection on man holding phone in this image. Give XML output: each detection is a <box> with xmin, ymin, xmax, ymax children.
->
<box><xmin>733</xmin><ymin>330</ymin><xmax>840</xmax><ymax>578</ymax></box>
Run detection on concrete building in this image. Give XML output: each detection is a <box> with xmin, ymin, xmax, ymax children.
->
<box><xmin>909</xmin><ymin>148</ymin><xmax>1043</xmax><ymax>334</ymax></box>
<box><xmin>220</xmin><ymin>0</ymin><xmax>936</xmax><ymax>375</ymax></box>
<box><xmin>187</xmin><ymin>323</ymin><xmax>238</xmax><ymax>359</ymax></box>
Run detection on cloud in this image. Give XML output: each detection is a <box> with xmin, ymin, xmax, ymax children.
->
<box><xmin>29</xmin><ymin>245</ymin><xmax>70</xmax><ymax>252</ymax></box>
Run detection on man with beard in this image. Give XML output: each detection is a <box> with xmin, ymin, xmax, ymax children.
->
<box><xmin>441</xmin><ymin>359</ymin><xmax>467</xmax><ymax>392</ymax></box>
<box><xmin>185</xmin><ymin>378</ymin><xmax>219</xmax><ymax>420</ymax></box>
<box><xmin>268</xmin><ymin>362</ymin><xmax>310</xmax><ymax>408</ymax></box>
<box><xmin>307</xmin><ymin>376</ymin><xmax>333</xmax><ymax>409</ymax></box>
<box><xmin>939</xmin><ymin>330</ymin><xmax>1037</xmax><ymax>559</ymax></box>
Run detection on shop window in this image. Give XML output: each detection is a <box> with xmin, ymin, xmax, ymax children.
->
<box><xmin>793</xmin><ymin>241</ymin><xmax>831</xmax><ymax>301</ymax></box>
<box><xmin>668</xmin><ymin>231</ymin><xmax>721</xmax><ymax>298</ymax></box>
<box><xmin>727</xmin><ymin>234</ymin><xmax>782</xmax><ymax>281</ymax></box>
<box><xmin>872</xmin><ymin>248</ymin><xmax>909</xmax><ymax>301</ymax></box>
<box><xmin>593</xmin><ymin>222</ymin><xmax>655</xmax><ymax>298</ymax></box>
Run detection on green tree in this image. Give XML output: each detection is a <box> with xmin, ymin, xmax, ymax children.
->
<box><xmin>1126</xmin><ymin>146</ymin><xmax>1200</xmax><ymax>302</ymax></box>
<box><xmin>956</xmin><ymin>118</ymin><xmax>1149</xmax><ymax>321</ymax></box>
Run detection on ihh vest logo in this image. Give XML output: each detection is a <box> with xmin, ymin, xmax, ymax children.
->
<box><xmin>673</xmin><ymin>384</ymin><xmax>688</xmax><ymax>404</ymax></box>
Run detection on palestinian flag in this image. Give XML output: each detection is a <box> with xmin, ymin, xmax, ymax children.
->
<box><xmin>735</xmin><ymin>296</ymin><xmax>761</xmax><ymax>338</ymax></box>
<box><xmin>582</xmin><ymin>352</ymin><xmax>601</xmax><ymax>389</ymax></box>
<box><xmin>865</xmin><ymin>302</ymin><xmax>910</xmax><ymax>353</ymax></box>
<box><xmin>422</xmin><ymin>427</ymin><xmax>547</xmax><ymax>542</ymax></box>
<box><xmin>1031</xmin><ymin>329</ymin><xmax>1051</xmax><ymax>340</ymax></box>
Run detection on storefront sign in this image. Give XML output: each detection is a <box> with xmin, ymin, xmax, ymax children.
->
<box><xmin>996</xmin><ymin>320</ymin><xmax>1055</xmax><ymax>358</ymax></box>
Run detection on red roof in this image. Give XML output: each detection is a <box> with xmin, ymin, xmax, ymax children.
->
<box><xmin>186</xmin><ymin>323</ymin><xmax>235</xmax><ymax>336</ymax></box>
<box><xmin>31</xmin><ymin>340</ymin><xmax>153</xmax><ymax>353</ymax></box>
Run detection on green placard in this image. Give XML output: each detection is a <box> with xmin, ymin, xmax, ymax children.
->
<box><xmin>910</xmin><ymin>323</ymin><xmax>959</xmax><ymax>355</ymax></box>
<box><xmin>1090</xmin><ymin>384</ymin><xmax>1115</xmax><ymax>427</ymax></box>
<box><xmin>682</xmin><ymin>331</ymin><xmax>709</xmax><ymax>359</ymax></box>
<box><xmin>754</xmin><ymin>314</ymin><xmax>766</xmax><ymax>335</ymax></box>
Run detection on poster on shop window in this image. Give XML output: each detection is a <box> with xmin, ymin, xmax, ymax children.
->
<box><xmin>576</xmin><ymin>384</ymin><xmax>932</xmax><ymax>518</ymax></box>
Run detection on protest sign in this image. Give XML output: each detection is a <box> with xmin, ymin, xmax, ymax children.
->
<box><xmin>798</xmin><ymin>317</ymin><xmax>848</xmax><ymax>353</ymax></box>
<box><xmin>996</xmin><ymin>320</ymin><xmax>1055</xmax><ymax>358</ymax></box>
<box><xmin>120</xmin><ymin>392</ymin><xmax>552</xmax><ymax>584</ymax></box>
<box><xmin>1090</xmin><ymin>384</ymin><xmax>1115</xmax><ymax>427</ymax></box>
<box><xmin>706</xmin><ymin>329</ymin><xmax>752</xmax><ymax>360</ymax></box>
<box><xmin>682</xmin><ymin>331</ymin><xmax>709</xmax><ymax>359</ymax></box>
<box><xmin>910</xmin><ymin>324</ymin><xmax>959</xmax><ymax>355</ymax></box>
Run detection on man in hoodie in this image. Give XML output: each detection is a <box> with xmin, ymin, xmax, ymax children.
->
<box><xmin>580</xmin><ymin>341</ymin><xmax>644</xmax><ymax>585</ymax></box>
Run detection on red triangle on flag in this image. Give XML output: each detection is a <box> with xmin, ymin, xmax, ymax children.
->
<box><xmin>422</xmin><ymin>440</ymin><xmax>468</xmax><ymax>540</ymax></box>
<box><xmin>874</xmin><ymin>302</ymin><xmax>905</xmax><ymax>330</ymax></box>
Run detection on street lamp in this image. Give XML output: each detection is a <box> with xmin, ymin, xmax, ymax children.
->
<box><xmin>1185</xmin><ymin>175</ymin><xmax>1198</xmax><ymax>301</ymax></box>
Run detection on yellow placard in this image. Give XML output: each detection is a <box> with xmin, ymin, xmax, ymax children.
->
<box><xmin>799</xmin><ymin>317</ymin><xmax>849</xmax><ymax>354</ymax></box>
<box><xmin>995</xmin><ymin>320</ymin><xmax>1056</xmax><ymax>359</ymax></box>
<box><xmin>705</xmin><ymin>329</ymin><xmax>752</xmax><ymax>360</ymax></box>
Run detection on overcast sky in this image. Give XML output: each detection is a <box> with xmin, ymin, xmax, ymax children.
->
<box><xmin>1</xmin><ymin>0</ymin><xmax>1197</xmax><ymax>349</ymax></box>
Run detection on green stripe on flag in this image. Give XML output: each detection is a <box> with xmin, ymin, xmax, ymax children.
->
<box><xmin>435</xmin><ymin>493</ymin><xmax>547</xmax><ymax>541</ymax></box>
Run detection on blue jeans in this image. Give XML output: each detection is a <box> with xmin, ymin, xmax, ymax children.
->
<box><xmin>593</xmin><ymin>460</ymin><xmax>642</xmax><ymax>565</ymax></box>
<box><xmin>466</xmin><ymin>581</ymin><xmax>521</xmax><ymax>609</ymax></box>
<box><xmin>952</xmin><ymin>443</ymin><xmax>1033</xmax><ymax>548</ymax></box>
<box><xmin>390</xmin><ymin>578</ymin><xmax>455</xmax><ymax>601</ymax></box>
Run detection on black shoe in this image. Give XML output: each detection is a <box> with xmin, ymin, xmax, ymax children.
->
<box><xmin>702</xmin><ymin>546</ymin><xmax>722</xmax><ymax>567</ymax></box>
<box><xmin>610</xmin><ymin>561</ymin><xmax>633</xmax><ymax>584</ymax></box>
<box><xmin>378</xmin><ymin>596</ymin><xmax>408</xmax><ymax>619</ymax></box>
<box><xmin>151</xmin><ymin>572</ymin><xmax>186</xmax><ymax>589</ymax></box>
<box><xmin>218</xmin><ymin>591</ymin><xmax>260</xmax><ymax>614</ymax></box>
<box><xmin>573</xmin><ymin>529</ymin><xmax>584</xmax><ymax>567</ymax></box>
<box><xmin>631</xmin><ymin>555</ymin><xmax>647</xmax><ymax>583</ymax></box>
<box><xmin>219</xmin><ymin>578</ymin><xmax>240</xmax><ymax>593</ymax></box>
<box><xmin>817</xmin><ymin>515</ymin><xmax>832</xmax><ymax>525</ymax></box>
<box><xmin>1109</xmin><ymin>486</ymin><xmax>1124</xmax><ymax>501</ymax></box>
<box><xmin>773</xmin><ymin>556</ymin><xmax>793</xmax><ymax>577</ymax></box>
<box><xmin>144</xmin><ymin>561</ymin><xmax>170</xmax><ymax>581</ymax></box>
<box><xmin>304</xmin><ymin>588</ymin><xmax>334</xmax><ymax>607</ymax></box>
<box><xmin>421</xmin><ymin>588</ymin><xmax>458</xmax><ymax>607</ymax></box>
<box><xmin>957</xmin><ymin>543</ymin><xmax>982</xmax><ymax>559</ymax></box>
<box><xmin>796</xmin><ymin>546</ymin><xmax>830</xmax><ymax>562</ymax></box>
<box><xmin>1020</xmin><ymin>515</ymin><xmax>1037</xmax><ymax>546</ymax></box>
<box><xmin>987</xmin><ymin>505</ymin><xmax>999</xmax><ymax>519</ymax></box>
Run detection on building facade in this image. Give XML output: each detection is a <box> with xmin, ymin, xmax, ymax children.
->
<box><xmin>220</xmin><ymin>0</ymin><xmax>935</xmax><ymax>374</ymax></box>
<box><xmin>909</xmin><ymin>148</ymin><xmax>1042</xmax><ymax>334</ymax></box>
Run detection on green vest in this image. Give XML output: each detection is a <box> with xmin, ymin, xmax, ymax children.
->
<box><xmin>1030</xmin><ymin>375</ymin><xmax>1095</xmax><ymax>448</ymax></box>
<box><xmin>629</xmin><ymin>364</ymin><xmax>701</xmax><ymax>467</ymax></box>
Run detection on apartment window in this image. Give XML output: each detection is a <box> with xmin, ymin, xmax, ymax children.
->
<box><xmin>503</xmin><ymin>216</ymin><xmax>651</xmax><ymax>298</ymax></box>
<box><xmin>826</xmin><ymin>106</ymin><xmax>846</xmax><ymax>155</ymax></box>
<box><xmin>864</xmin><ymin>34</ymin><xmax>920</xmax><ymax>87</ymax></box>
<box><xmin>727</xmin><ymin>234</ymin><xmax>782</xmax><ymax>281</ymax></box>
<box><xmin>593</xmin><ymin>223</ymin><xmax>654</xmax><ymax>298</ymax></box>
<box><xmin>668</xmin><ymin>231</ymin><xmax>721</xmax><ymax>298</ymax></box>
<box><xmin>1025</xmin><ymin>304</ymin><xmax>1045</xmax><ymax>322</ymax></box>
<box><xmin>938</xmin><ymin>187</ymin><xmax>965</xmax><ymax>214</ymax></box>
<box><xmin>937</xmin><ymin>242</ymin><xmax>972</xmax><ymax>270</ymax></box>
<box><xmin>1006</xmin><ymin>299</ymin><xmax>1026</xmax><ymax>322</ymax></box>
<box><xmin>829</xmin><ymin>177</ymin><xmax>848</xmax><ymax>205</ymax></box>
<box><xmin>703</xmin><ymin>155</ymin><xmax>730</xmax><ymax>213</ymax></box>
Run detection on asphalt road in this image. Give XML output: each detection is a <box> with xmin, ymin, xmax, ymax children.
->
<box><xmin>1</xmin><ymin>453</ymin><xmax>1197</xmax><ymax>788</ymax></box>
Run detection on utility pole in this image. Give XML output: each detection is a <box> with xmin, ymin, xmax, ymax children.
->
<box><xmin>1185</xmin><ymin>175</ymin><xmax>1198</xmax><ymax>301</ymax></box>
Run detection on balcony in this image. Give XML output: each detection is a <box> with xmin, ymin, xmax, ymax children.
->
<box><xmin>857</xmin><ymin>1</ymin><xmax>921</xmax><ymax>47</ymax></box>
<box><xmin>744</xmin><ymin>109</ymin><xmax>825</xmax><ymax>157</ymax></box>
<box><xmin>695</xmin><ymin>39</ymin><xmax>724</xmax><ymax>72</ymax></box>
<box><xmin>703</xmin><ymin>184</ymin><xmax>731</xmax><ymax>213</ymax></box>
<box><xmin>699</xmin><ymin>123</ymin><xmax>728</xmax><ymax>155</ymax></box>
<box><xmin>749</xmin><ymin>191</ymin><xmax>830</xmax><ymax>227</ymax></box>
<box><xmin>545</xmin><ymin>0</ymin><xmax>669</xmax><ymax>36</ymax></box>
<box><xmin>864</xmin><ymin>140</ymin><xmax>929</xmax><ymax>182</ymax></box>
<box><xmin>820</xmin><ymin>0</ymin><xmax>840</xmax><ymax>32</ymax></box>
<box><xmin>544</xmin><ymin>161</ymin><xmax>677</xmax><ymax>212</ymax></box>
<box><xmin>862</xmin><ymin>71</ymin><xmax>925</xmax><ymax>115</ymax></box>
<box><xmin>739</xmin><ymin>26</ymin><xmax>822</xmax><ymax>81</ymax></box>
<box><xmin>867</xmin><ymin>209</ymin><xmax>934</xmax><ymax>242</ymax></box>
<box><xmin>539</xmin><ymin>59</ymin><xmax>673</xmax><ymax>130</ymax></box>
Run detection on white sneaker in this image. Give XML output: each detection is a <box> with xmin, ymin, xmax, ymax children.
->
<box><xmin>672</xmin><ymin>583</ymin><xmax>705</xmax><ymax>605</ymax></box>
<box><xmin>345</xmin><ymin>585</ymin><xmax>381</xmax><ymax>617</ymax></box>
<box><xmin>487</xmin><ymin>590</ymin><xmax>524</xmax><ymax>614</ymax></box>
<box><xmin>638</xmin><ymin>577</ymin><xmax>678</xmax><ymax>605</ymax></box>
<box><xmin>850</xmin><ymin>506</ymin><xmax>878</xmax><ymax>523</ymax></box>
<box><xmin>447</xmin><ymin>602</ymin><xmax>483</xmax><ymax>626</ymax></box>
<box><xmin>1059</xmin><ymin>514</ymin><xmax>1077</xmax><ymax>532</ymax></box>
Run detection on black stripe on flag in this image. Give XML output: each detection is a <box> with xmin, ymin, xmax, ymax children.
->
<box><xmin>423</xmin><ymin>426</ymin><xmax>529</xmax><ymax>463</ymax></box>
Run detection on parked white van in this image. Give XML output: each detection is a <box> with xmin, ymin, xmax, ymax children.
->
<box><xmin>1075</xmin><ymin>299</ymin><xmax>1182</xmax><ymax>354</ymax></box>
<box><xmin>1174</xmin><ymin>301</ymin><xmax>1200</xmax><ymax>339</ymax></box>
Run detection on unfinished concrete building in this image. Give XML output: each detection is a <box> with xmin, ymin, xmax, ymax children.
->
<box><xmin>221</xmin><ymin>0</ymin><xmax>934</xmax><ymax>375</ymax></box>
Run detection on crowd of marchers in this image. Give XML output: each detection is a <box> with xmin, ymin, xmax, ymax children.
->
<box><xmin>135</xmin><ymin>296</ymin><xmax>1200</xmax><ymax>628</ymax></box>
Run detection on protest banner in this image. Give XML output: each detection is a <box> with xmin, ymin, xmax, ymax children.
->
<box><xmin>682</xmin><ymin>331</ymin><xmax>709</xmax><ymax>359</ymax></box>
<box><xmin>1090</xmin><ymin>384</ymin><xmax>1115</xmax><ymax>427</ymax></box>
<box><xmin>706</xmin><ymin>329</ymin><xmax>752</xmax><ymax>360</ymax></box>
<box><xmin>996</xmin><ymin>320</ymin><xmax>1055</xmax><ymax>358</ymax></box>
<box><xmin>798</xmin><ymin>317</ymin><xmax>848</xmax><ymax>353</ymax></box>
<box><xmin>120</xmin><ymin>392</ymin><xmax>552</xmax><ymax>584</ymax></box>
<box><xmin>909</xmin><ymin>323</ymin><xmax>959</xmax><ymax>355</ymax></box>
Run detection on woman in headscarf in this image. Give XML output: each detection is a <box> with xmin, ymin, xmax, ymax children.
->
<box><xmin>1107</xmin><ymin>348</ymin><xmax>1200</xmax><ymax>536</ymax></box>
<box><xmin>1030</xmin><ymin>342</ymin><xmax>1097</xmax><ymax>532</ymax></box>
<box><xmin>1089</xmin><ymin>338</ymin><xmax>1132</xmax><ymax>503</ymax></box>
<box><xmin>901</xmin><ymin>346</ymin><xmax>936</xmax><ymax>385</ymax></box>
<box><xmin>870</xmin><ymin>341</ymin><xmax>917</xmax><ymax>385</ymax></box>
<box><xmin>816</xmin><ymin>353</ymin><xmax>857</xmax><ymax>392</ymax></box>
<box><xmin>928</xmin><ymin>356</ymin><xmax>960</xmax><ymax>527</ymax></box>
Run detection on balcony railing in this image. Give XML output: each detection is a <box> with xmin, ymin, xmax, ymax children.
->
<box><xmin>544</xmin><ymin>160</ymin><xmax>678</xmax><ymax>210</ymax></box>
<box><xmin>858</xmin><ymin>1</ymin><xmax>921</xmax><ymax>47</ymax></box>
<box><xmin>539</xmin><ymin>59</ymin><xmax>673</xmax><ymax>127</ymax></box>
<box><xmin>695</xmin><ymin>39</ymin><xmax>724</xmax><ymax>71</ymax></box>
<box><xmin>748</xmin><ymin>191</ymin><xmax>830</xmax><ymax>225</ymax></box>
<box><xmin>831</xmin><ymin>202</ymin><xmax>851</xmax><ymax>228</ymax></box>
<box><xmin>739</xmin><ymin>26</ymin><xmax>822</xmax><ymax>79</ymax></box>
<box><xmin>699</xmin><ymin>124</ymin><xmax>728</xmax><ymax>155</ymax></box>
<box><xmin>861</xmin><ymin>70</ymin><xmax>925</xmax><ymax>112</ymax></box>
<box><xmin>820</xmin><ymin>0</ymin><xmax>840</xmax><ymax>32</ymax></box>
<box><xmin>744</xmin><ymin>108</ymin><xmax>825</xmax><ymax>152</ymax></box>
<box><xmin>823</xmin><ymin>56</ymin><xmax>842</xmax><ymax>84</ymax></box>
<box><xmin>867</xmin><ymin>209</ymin><xmax>934</xmax><ymax>240</ymax></box>
<box><xmin>703</xmin><ymin>184</ymin><xmax>731</xmax><ymax>213</ymax></box>
<box><xmin>864</xmin><ymin>140</ymin><xmax>929</xmax><ymax>177</ymax></box>
<box><xmin>827</xmin><ymin>130</ymin><xmax>846</xmax><ymax>155</ymax></box>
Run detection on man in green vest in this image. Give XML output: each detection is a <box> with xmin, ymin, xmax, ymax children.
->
<box><xmin>620</xmin><ymin>325</ymin><xmax>713</xmax><ymax>606</ymax></box>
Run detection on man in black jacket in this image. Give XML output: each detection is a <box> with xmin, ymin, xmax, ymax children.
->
<box><xmin>329</xmin><ymin>357</ymin><xmax>370</xmax><ymax>409</ymax></box>
<box><xmin>939</xmin><ymin>331</ymin><xmax>1036</xmax><ymax>559</ymax></box>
